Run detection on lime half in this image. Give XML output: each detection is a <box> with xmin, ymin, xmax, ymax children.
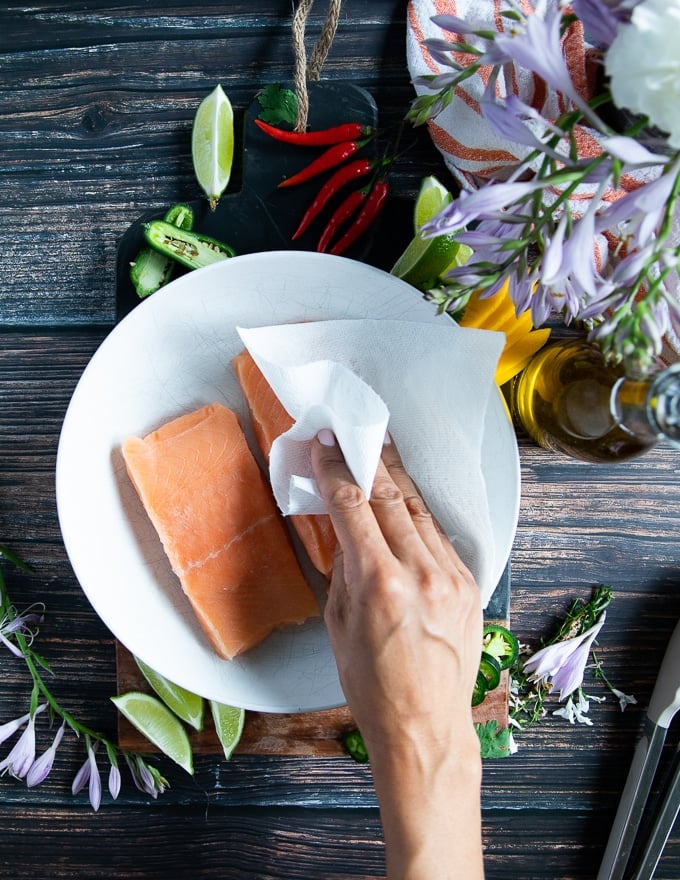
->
<box><xmin>413</xmin><ymin>175</ymin><xmax>453</xmax><ymax>231</ymax></box>
<box><xmin>192</xmin><ymin>83</ymin><xmax>234</xmax><ymax>210</ymax></box>
<box><xmin>112</xmin><ymin>691</ymin><xmax>194</xmax><ymax>774</ymax></box>
<box><xmin>210</xmin><ymin>701</ymin><xmax>245</xmax><ymax>761</ymax></box>
<box><xmin>134</xmin><ymin>656</ymin><xmax>204</xmax><ymax>731</ymax></box>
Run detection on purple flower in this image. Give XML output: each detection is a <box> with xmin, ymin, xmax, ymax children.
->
<box><xmin>0</xmin><ymin>604</ymin><xmax>44</xmax><ymax>658</ymax></box>
<box><xmin>523</xmin><ymin>613</ymin><xmax>607</xmax><ymax>700</ymax></box>
<box><xmin>0</xmin><ymin>710</ymin><xmax>33</xmax><ymax>746</ymax></box>
<box><xmin>482</xmin><ymin>92</ymin><xmax>565</xmax><ymax>159</ymax></box>
<box><xmin>124</xmin><ymin>753</ymin><xmax>167</xmax><ymax>799</ymax></box>
<box><xmin>598</xmin><ymin>159</ymin><xmax>680</xmax><ymax>240</ymax></box>
<box><xmin>599</xmin><ymin>136</ymin><xmax>670</xmax><ymax>167</ymax></box>
<box><xmin>493</xmin><ymin>3</ymin><xmax>582</xmax><ymax>108</ymax></box>
<box><xmin>26</xmin><ymin>721</ymin><xmax>66</xmax><ymax>787</ymax></box>
<box><xmin>571</xmin><ymin>0</ymin><xmax>622</xmax><ymax>47</ymax></box>
<box><xmin>423</xmin><ymin>180</ymin><xmax>542</xmax><ymax>234</ymax></box>
<box><xmin>71</xmin><ymin>735</ymin><xmax>102</xmax><ymax>811</ymax></box>
<box><xmin>0</xmin><ymin>705</ymin><xmax>46</xmax><ymax>779</ymax></box>
<box><xmin>108</xmin><ymin>762</ymin><xmax>121</xmax><ymax>800</ymax></box>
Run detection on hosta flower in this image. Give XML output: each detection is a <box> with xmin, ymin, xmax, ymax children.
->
<box><xmin>0</xmin><ymin>705</ymin><xmax>46</xmax><ymax>778</ymax></box>
<box><xmin>71</xmin><ymin>735</ymin><xmax>102</xmax><ymax>811</ymax></box>
<box><xmin>493</xmin><ymin>2</ymin><xmax>584</xmax><ymax>110</ymax></box>
<box><xmin>0</xmin><ymin>604</ymin><xmax>44</xmax><ymax>658</ymax></box>
<box><xmin>570</xmin><ymin>0</ymin><xmax>639</xmax><ymax>48</ymax></box>
<box><xmin>606</xmin><ymin>0</ymin><xmax>680</xmax><ymax>148</ymax></box>
<box><xmin>523</xmin><ymin>613</ymin><xmax>607</xmax><ymax>700</ymax></box>
<box><xmin>26</xmin><ymin>721</ymin><xmax>66</xmax><ymax>787</ymax></box>
<box><xmin>125</xmin><ymin>753</ymin><xmax>168</xmax><ymax>799</ymax></box>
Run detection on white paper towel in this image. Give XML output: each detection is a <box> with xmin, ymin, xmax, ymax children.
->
<box><xmin>237</xmin><ymin>319</ymin><xmax>504</xmax><ymax>606</ymax></box>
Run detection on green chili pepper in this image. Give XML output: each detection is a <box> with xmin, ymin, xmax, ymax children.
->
<box><xmin>471</xmin><ymin>671</ymin><xmax>488</xmax><ymax>707</ymax></box>
<box><xmin>342</xmin><ymin>729</ymin><xmax>369</xmax><ymax>764</ymax></box>
<box><xmin>144</xmin><ymin>220</ymin><xmax>236</xmax><ymax>270</ymax></box>
<box><xmin>482</xmin><ymin>624</ymin><xmax>519</xmax><ymax>671</ymax></box>
<box><xmin>129</xmin><ymin>203</ymin><xmax>195</xmax><ymax>298</ymax></box>
<box><xmin>478</xmin><ymin>651</ymin><xmax>502</xmax><ymax>691</ymax></box>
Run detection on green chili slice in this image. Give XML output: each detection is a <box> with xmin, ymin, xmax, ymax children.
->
<box><xmin>482</xmin><ymin>624</ymin><xmax>519</xmax><ymax>671</ymax></box>
<box><xmin>471</xmin><ymin>671</ymin><xmax>488</xmax><ymax>707</ymax></box>
<box><xmin>343</xmin><ymin>729</ymin><xmax>369</xmax><ymax>764</ymax></box>
<box><xmin>478</xmin><ymin>651</ymin><xmax>502</xmax><ymax>691</ymax></box>
<box><xmin>144</xmin><ymin>220</ymin><xmax>236</xmax><ymax>270</ymax></box>
<box><xmin>130</xmin><ymin>203</ymin><xmax>195</xmax><ymax>298</ymax></box>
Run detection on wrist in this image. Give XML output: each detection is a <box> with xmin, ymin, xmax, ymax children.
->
<box><xmin>368</xmin><ymin>726</ymin><xmax>483</xmax><ymax>880</ymax></box>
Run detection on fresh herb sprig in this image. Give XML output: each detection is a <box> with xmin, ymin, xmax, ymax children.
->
<box><xmin>509</xmin><ymin>585</ymin><xmax>636</xmax><ymax>730</ymax></box>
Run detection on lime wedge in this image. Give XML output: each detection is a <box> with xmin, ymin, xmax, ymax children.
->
<box><xmin>191</xmin><ymin>84</ymin><xmax>234</xmax><ymax>210</ymax></box>
<box><xmin>413</xmin><ymin>175</ymin><xmax>453</xmax><ymax>231</ymax></box>
<box><xmin>133</xmin><ymin>656</ymin><xmax>204</xmax><ymax>731</ymax></box>
<box><xmin>111</xmin><ymin>691</ymin><xmax>194</xmax><ymax>774</ymax></box>
<box><xmin>209</xmin><ymin>701</ymin><xmax>245</xmax><ymax>761</ymax></box>
<box><xmin>391</xmin><ymin>231</ymin><xmax>462</xmax><ymax>289</ymax></box>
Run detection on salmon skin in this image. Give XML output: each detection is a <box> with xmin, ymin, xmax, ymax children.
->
<box><xmin>121</xmin><ymin>402</ymin><xmax>319</xmax><ymax>661</ymax></box>
<box><xmin>232</xmin><ymin>349</ymin><xmax>337</xmax><ymax>580</ymax></box>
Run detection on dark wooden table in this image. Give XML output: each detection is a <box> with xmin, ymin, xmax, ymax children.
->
<box><xmin>1</xmin><ymin>3</ymin><xmax>679</xmax><ymax>878</ymax></box>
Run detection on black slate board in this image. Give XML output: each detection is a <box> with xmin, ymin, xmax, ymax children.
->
<box><xmin>116</xmin><ymin>81</ymin><xmax>380</xmax><ymax>320</ymax></box>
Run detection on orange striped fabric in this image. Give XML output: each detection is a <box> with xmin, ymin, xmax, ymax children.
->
<box><xmin>405</xmin><ymin>0</ymin><xmax>655</xmax><ymax>204</ymax></box>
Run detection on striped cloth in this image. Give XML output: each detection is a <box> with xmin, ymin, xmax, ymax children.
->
<box><xmin>406</xmin><ymin>0</ymin><xmax>680</xmax><ymax>360</ymax></box>
<box><xmin>408</xmin><ymin>0</ymin><xmax>619</xmax><ymax>191</ymax></box>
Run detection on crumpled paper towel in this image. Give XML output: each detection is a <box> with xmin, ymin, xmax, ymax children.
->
<box><xmin>237</xmin><ymin>319</ymin><xmax>505</xmax><ymax>606</ymax></box>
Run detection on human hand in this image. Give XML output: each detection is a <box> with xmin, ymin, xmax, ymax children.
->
<box><xmin>311</xmin><ymin>428</ymin><xmax>484</xmax><ymax>879</ymax></box>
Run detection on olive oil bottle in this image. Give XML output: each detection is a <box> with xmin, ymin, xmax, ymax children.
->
<box><xmin>507</xmin><ymin>339</ymin><xmax>680</xmax><ymax>462</ymax></box>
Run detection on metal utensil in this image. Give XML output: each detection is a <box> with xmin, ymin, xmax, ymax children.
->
<box><xmin>627</xmin><ymin>743</ymin><xmax>680</xmax><ymax>880</ymax></box>
<box><xmin>597</xmin><ymin>618</ymin><xmax>680</xmax><ymax>880</ymax></box>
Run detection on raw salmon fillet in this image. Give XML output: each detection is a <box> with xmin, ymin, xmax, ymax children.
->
<box><xmin>121</xmin><ymin>402</ymin><xmax>319</xmax><ymax>660</ymax></box>
<box><xmin>232</xmin><ymin>349</ymin><xmax>337</xmax><ymax>580</ymax></box>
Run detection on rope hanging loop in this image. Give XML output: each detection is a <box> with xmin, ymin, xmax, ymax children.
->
<box><xmin>291</xmin><ymin>0</ymin><xmax>343</xmax><ymax>132</ymax></box>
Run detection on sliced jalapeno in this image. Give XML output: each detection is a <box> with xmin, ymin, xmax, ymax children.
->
<box><xmin>130</xmin><ymin>203</ymin><xmax>195</xmax><ymax>298</ymax></box>
<box><xmin>144</xmin><ymin>220</ymin><xmax>236</xmax><ymax>270</ymax></box>
<box><xmin>342</xmin><ymin>729</ymin><xmax>369</xmax><ymax>763</ymax></box>
<box><xmin>478</xmin><ymin>651</ymin><xmax>502</xmax><ymax>691</ymax></box>
<box><xmin>471</xmin><ymin>671</ymin><xmax>488</xmax><ymax>707</ymax></box>
<box><xmin>482</xmin><ymin>624</ymin><xmax>519</xmax><ymax>671</ymax></box>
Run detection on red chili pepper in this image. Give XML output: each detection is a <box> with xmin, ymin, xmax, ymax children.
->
<box><xmin>278</xmin><ymin>139</ymin><xmax>368</xmax><ymax>189</ymax></box>
<box><xmin>292</xmin><ymin>158</ymin><xmax>376</xmax><ymax>240</ymax></box>
<box><xmin>255</xmin><ymin>118</ymin><xmax>370</xmax><ymax>146</ymax></box>
<box><xmin>316</xmin><ymin>188</ymin><xmax>368</xmax><ymax>253</ymax></box>
<box><xmin>327</xmin><ymin>180</ymin><xmax>390</xmax><ymax>256</ymax></box>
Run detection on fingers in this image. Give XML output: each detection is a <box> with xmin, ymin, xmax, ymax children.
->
<box><xmin>374</xmin><ymin>437</ymin><xmax>449</xmax><ymax>562</ymax></box>
<box><xmin>310</xmin><ymin>431</ymin><xmax>389</xmax><ymax>576</ymax></box>
<box><xmin>311</xmin><ymin>429</ymin><xmax>445</xmax><ymax>569</ymax></box>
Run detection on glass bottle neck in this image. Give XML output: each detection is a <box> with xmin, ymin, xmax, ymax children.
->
<box><xmin>614</xmin><ymin>363</ymin><xmax>680</xmax><ymax>448</ymax></box>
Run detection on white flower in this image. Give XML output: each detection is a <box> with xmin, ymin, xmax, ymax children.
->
<box><xmin>611</xmin><ymin>687</ymin><xmax>638</xmax><ymax>711</ymax></box>
<box><xmin>553</xmin><ymin>690</ymin><xmax>594</xmax><ymax>725</ymax></box>
<box><xmin>605</xmin><ymin>0</ymin><xmax>680</xmax><ymax>148</ymax></box>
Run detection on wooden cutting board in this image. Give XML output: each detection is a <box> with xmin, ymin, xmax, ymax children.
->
<box><xmin>116</xmin><ymin>614</ymin><xmax>510</xmax><ymax>758</ymax></box>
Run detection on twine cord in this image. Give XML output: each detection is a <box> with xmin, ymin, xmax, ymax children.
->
<box><xmin>291</xmin><ymin>0</ymin><xmax>343</xmax><ymax>131</ymax></box>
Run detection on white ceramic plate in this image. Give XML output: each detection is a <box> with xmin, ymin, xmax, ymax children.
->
<box><xmin>56</xmin><ymin>252</ymin><xmax>520</xmax><ymax>712</ymax></box>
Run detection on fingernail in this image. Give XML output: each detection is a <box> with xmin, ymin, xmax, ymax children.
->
<box><xmin>383</xmin><ymin>429</ymin><xmax>392</xmax><ymax>446</ymax></box>
<box><xmin>317</xmin><ymin>428</ymin><xmax>336</xmax><ymax>447</ymax></box>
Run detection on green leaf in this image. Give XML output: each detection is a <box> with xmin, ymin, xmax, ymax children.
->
<box><xmin>257</xmin><ymin>84</ymin><xmax>298</xmax><ymax>126</ymax></box>
<box><xmin>475</xmin><ymin>720</ymin><xmax>512</xmax><ymax>759</ymax></box>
